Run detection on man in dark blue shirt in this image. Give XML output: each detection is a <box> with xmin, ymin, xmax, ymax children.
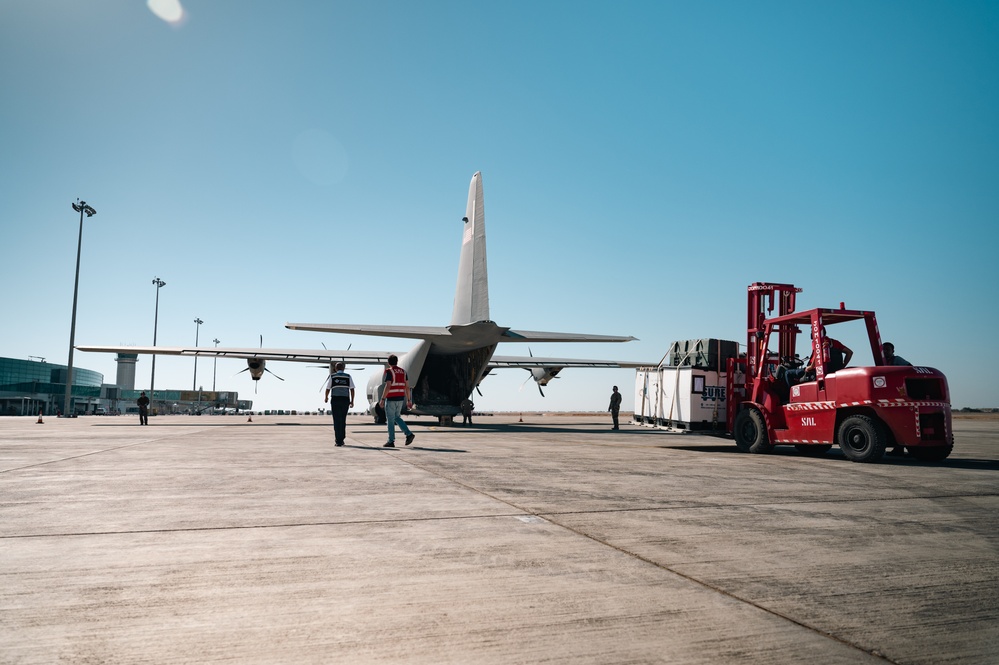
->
<box><xmin>323</xmin><ymin>362</ymin><xmax>355</xmax><ymax>447</ymax></box>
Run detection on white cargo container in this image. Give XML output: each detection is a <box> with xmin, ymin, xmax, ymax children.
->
<box><xmin>634</xmin><ymin>365</ymin><xmax>732</xmax><ymax>431</ymax></box>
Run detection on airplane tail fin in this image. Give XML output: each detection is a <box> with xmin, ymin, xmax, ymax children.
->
<box><xmin>451</xmin><ymin>171</ymin><xmax>489</xmax><ymax>326</ymax></box>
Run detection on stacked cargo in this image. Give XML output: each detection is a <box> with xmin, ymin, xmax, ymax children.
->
<box><xmin>635</xmin><ymin>338</ymin><xmax>740</xmax><ymax>431</ymax></box>
<box><xmin>668</xmin><ymin>338</ymin><xmax>739</xmax><ymax>372</ymax></box>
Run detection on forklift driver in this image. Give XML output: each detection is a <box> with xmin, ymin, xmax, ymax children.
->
<box><xmin>824</xmin><ymin>334</ymin><xmax>853</xmax><ymax>373</ymax></box>
<box><xmin>781</xmin><ymin>329</ymin><xmax>853</xmax><ymax>387</ymax></box>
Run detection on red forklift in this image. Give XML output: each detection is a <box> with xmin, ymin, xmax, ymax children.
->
<box><xmin>725</xmin><ymin>283</ymin><xmax>953</xmax><ymax>462</ymax></box>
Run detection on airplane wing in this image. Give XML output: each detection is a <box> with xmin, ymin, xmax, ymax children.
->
<box><xmin>488</xmin><ymin>354</ymin><xmax>649</xmax><ymax>369</ymax></box>
<box><xmin>501</xmin><ymin>330</ymin><xmax>637</xmax><ymax>343</ymax></box>
<box><xmin>75</xmin><ymin>344</ymin><xmax>396</xmax><ymax>365</ymax></box>
<box><xmin>486</xmin><ymin>354</ymin><xmax>650</xmax><ymax>395</ymax></box>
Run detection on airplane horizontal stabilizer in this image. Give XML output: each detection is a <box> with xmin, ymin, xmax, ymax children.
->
<box><xmin>285</xmin><ymin>323</ymin><xmax>451</xmax><ymax>339</ymax></box>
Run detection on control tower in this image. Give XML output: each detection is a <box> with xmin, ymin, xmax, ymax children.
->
<box><xmin>115</xmin><ymin>353</ymin><xmax>138</xmax><ymax>391</ymax></box>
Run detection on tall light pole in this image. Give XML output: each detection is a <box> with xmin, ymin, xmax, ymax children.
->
<box><xmin>150</xmin><ymin>277</ymin><xmax>166</xmax><ymax>408</ymax></box>
<box><xmin>193</xmin><ymin>318</ymin><xmax>203</xmax><ymax>390</ymax></box>
<box><xmin>212</xmin><ymin>338</ymin><xmax>220</xmax><ymax>391</ymax></box>
<box><xmin>64</xmin><ymin>199</ymin><xmax>96</xmax><ymax>417</ymax></box>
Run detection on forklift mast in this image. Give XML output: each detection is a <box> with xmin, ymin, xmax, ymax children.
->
<box><xmin>746</xmin><ymin>283</ymin><xmax>801</xmax><ymax>381</ymax></box>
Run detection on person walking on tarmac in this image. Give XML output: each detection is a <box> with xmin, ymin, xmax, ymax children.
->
<box><xmin>324</xmin><ymin>361</ymin><xmax>355</xmax><ymax>447</ymax></box>
<box><xmin>608</xmin><ymin>386</ymin><xmax>623</xmax><ymax>430</ymax></box>
<box><xmin>378</xmin><ymin>354</ymin><xmax>415</xmax><ymax>448</ymax></box>
<box><xmin>137</xmin><ymin>391</ymin><xmax>150</xmax><ymax>426</ymax></box>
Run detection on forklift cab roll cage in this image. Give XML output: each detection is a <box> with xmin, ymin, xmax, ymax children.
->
<box><xmin>749</xmin><ymin>308</ymin><xmax>883</xmax><ymax>407</ymax></box>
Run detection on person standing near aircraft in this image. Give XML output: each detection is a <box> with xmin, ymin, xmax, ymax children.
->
<box><xmin>136</xmin><ymin>391</ymin><xmax>149</xmax><ymax>426</ymax></box>
<box><xmin>324</xmin><ymin>362</ymin><xmax>355</xmax><ymax>447</ymax></box>
<box><xmin>460</xmin><ymin>398</ymin><xmax>474</xmax><ymax>426</ymax></box>
<box><xmin>379</xmin><ymin>355</ymin><xmax>415</xmax><ymax>447</ymax></box>
<box><xmin>608</xmin><ymin>386</ymin><xmax>622</xmax><ymax>430</ymax></box>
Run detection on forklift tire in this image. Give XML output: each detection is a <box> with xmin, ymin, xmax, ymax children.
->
<box><xmin>795</xmin><ymin>444</ymin><xmax>832</xmax><ymax>456</ymax></box>
<box><xmin>837</xmin><ymin>415</ymin><xmax>887</xmax><ymax>463</ymax></box>
<box><xmin>734</xmin><ymin>408</ymin><xmax>773</xmax><ymax>454</ymax></box>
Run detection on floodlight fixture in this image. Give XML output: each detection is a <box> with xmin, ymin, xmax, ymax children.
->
<box><xmin>72</xmin><ymin>200</ymin><xmax>96</xmax><ymax>217</ymax></box>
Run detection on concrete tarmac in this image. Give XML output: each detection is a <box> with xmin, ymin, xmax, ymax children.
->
<box><xmin>1</xmin><ymin>412</ymin><xmax>997</xmax><ymax>664</ymax></box>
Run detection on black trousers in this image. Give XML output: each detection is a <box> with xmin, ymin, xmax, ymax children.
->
<box><xmin>611</xmin><ymin>408</ymin><xmax>620</xmax><ymax>428</ymax></box>
<box><xmin>330</xmin><ymin>396</ymin><xmax>350</xmax><ymax>443</ymax></box>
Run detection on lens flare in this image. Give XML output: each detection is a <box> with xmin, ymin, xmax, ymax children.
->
<box><xmin>147</xmin><ymin>0</ymin><xmax>185</xmax><ymax>25</ymax></box>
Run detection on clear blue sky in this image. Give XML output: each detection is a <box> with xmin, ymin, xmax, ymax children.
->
<box><xmin>2</xmin><ymin>1</ymin><xmax>997</xmax><ymax>413</ymax></box>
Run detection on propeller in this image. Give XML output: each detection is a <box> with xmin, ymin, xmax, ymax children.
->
<box><xmin>234</xmin><ymin>335</ymin><xmax>284</xmax><ymax>393</ymax></box>
<box><xmin>311</xmin><ymin>343</ymin><xmax>364</xmax><ymax>373</ymax></box>
<box><xmin>315</xmin><ymin>343</ymin><xmax>366</xmax><ymax>390</ymax></box>
<box><xmin>520</xmin><ymin>371</ymin><xmax>545</xmax><ymax>397</ymax></box>
<box><xmin>519</xmin><ymin>349</ymin><xmax>545</xmax><ymax>397</ymax></box>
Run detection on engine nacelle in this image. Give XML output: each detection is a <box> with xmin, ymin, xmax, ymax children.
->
<box><xmin>531</xmin><ymin>367</ymin><xmax>562</xmax><ymax>386</ymax></box>
<box><xmin>246</xmin><ymin>358</ymin><xmax>265</xmax><ymax>381</ymax></box>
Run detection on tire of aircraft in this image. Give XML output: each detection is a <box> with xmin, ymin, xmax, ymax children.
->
<box><xmin>734</xmin><ymin>408</ymin><xmax>773</xmax><ymax>454</ymax></box>
<box><xmin>907</xmin><ymin>445</ymin><xmax>953</xmax><ymax>461</ymax></box>
<box><xmin>837</xmin><ymin>415</ymin><xmax>887</xmax><ymax>463</ymax></box>
<box><xmin>794</xmin><ymin>443</ymin><xmax>833</xmax><ymax>456</ymax></box>
<box><xmin>373</xmin><ymin>403</ymin><xmax>386</xmax><ymax>425</ymax></box>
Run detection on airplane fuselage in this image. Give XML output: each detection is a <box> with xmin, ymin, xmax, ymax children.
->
<box><xmin>366</xmin><ymin>321</ymin><xmax>508</xmax><ymax>418</ymax></box>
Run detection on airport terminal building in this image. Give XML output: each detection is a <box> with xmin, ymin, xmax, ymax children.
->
<box><xmin>0</xmin><ymin>355</ymin><xmax>249</xmax><ymax>417</ymax></box>
<box><xmin>0</xmin><ymin>357</ymin><xmax>105</xmax><ymax>416</ymax></box>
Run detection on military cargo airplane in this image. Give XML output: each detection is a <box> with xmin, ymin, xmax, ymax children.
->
<box><xmin>79</xmin><ymin>172</ymin><xmax>648</xmax><ymax>422</ymax></box>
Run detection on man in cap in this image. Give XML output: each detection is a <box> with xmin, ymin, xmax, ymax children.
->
<box><xmin>137</xmin><ymin>391</ymin><xmax>150</xmax><ymax>426</ymax></box>
<box><xmin>324</xmin><ymin>362</ymin><xmax>355</xmax><ymax>446</ymax></box>
<box><xmin>609</xmin><ymin>386</ymin><xmax>623</xmax><ymax>430</ymax></box>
